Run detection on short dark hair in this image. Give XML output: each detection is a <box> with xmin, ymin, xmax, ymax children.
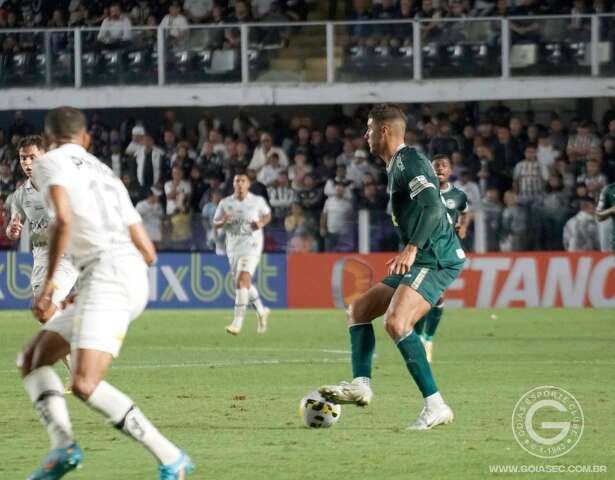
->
<box><xmin>368</xmin><ymin>104</ymin><xmax>406</xmax><ymax>126</ymax></box>
<box><xmin>432</xmin><ymin>154</ymin><xmax>450</xmax><ymax>163</ymax></box>
<box><xmin>17</xmin><ymin>134</ymin><xmax>43</xmax><ymax>151</ymax></box>
<box><xmin>44</xmin><ymin>107</ymin><xmax>87</xmax><ymax>141</ymax></box>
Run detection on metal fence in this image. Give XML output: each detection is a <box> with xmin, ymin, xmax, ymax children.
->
<box><xmin>0</xmin><ymin>14</ymin><xmax>613</xmax><ymax>89</ymax></box>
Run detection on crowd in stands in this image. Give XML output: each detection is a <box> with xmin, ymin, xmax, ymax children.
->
<box><xmin>1</xmin><ymin>100</ymin><xmax>614</xmax><ymax>253</ymax></box>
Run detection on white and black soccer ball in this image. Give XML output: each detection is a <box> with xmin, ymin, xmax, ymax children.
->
<box><xmin>300</xmin><ymin>390</ymin><xmax>341</xmax><ymax>428</ymax></box>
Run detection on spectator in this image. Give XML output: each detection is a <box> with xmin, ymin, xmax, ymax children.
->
<box><xmin>510</xmin><ymin>0</ymin><xmax>542</xmax><ymax>44</ymax></box>
<box><xmin>257</xmin><ymin>152</ymin><xmax>284</xmax><ymax>187</ymax></box>
<box><xmin>563</xmin><ymin>197</ymin><xmax>600</xmax><ymax>251</ymax></box>
<box><xmin>322</xmin><ymin>125</ymin><xmax>344</xmax><ymax>158</ymax></box>
<box><xmin>429</xmin><ymin>117</ymin><xmax>461</xmax><ymax>158</ymax></box>
<box><xmin>346</xmin><ymin>149</ymin><xmax>372</xmax><ymax>189</ymax></box>
<box><xmin>481</xmin><ymin>187</ymin><xmax>503</xmax><ymax>252</ymax></box>
<box><xmin>348</xmin><ymin>0</ymin><xmax>373</xmax><ymax>45</ymax></box>
<box><xmin>268</xmin><ymin>171</ymin><xmax>295</xmax><ymax>222</ymax></box>
<box><xmin>9</xmin><ymin>111</ymin><xmax>33</xmax><ymax>138</ymax></box>
<box><xmin>418</xmin><ymin>0</ymin><xmax>444</xmax><ymax>42</ymax></box>
<box><xmin>130</xmin><ymin>134</ymin><xmax>166</xmax><ymax>195</ymax></box>
<box><xmin>184</xmin><ymin>0</ymin><xmax>214</xmax><ymax>22</ymax></box>
<box><xmin>297</xmin><ymin>173</ymin><xmax>324</xmax><ymax>222</ymax></box>
<box><xmin>121</xmin><ymin>173</ymin><xmax>143</xmax><ymax>205</ymax></box>
<box><xmin>540</xmin><ymin>174</ymin><xmax>571</xmax><ymax>250</ymax></box>
<box><xmin>500</xmin><ymin>190</ymin><xmax>529</xmax><ymax>251</ymax></box>
<box><xmin>249</xmin><ymin>131</ymin><xmax>289</xmax><ymax>172</ymax></box>
<box><xmin>324</xmin><ymin>164</ymin><xmax>353</xmax><ymax>200</ymax></box>
<box><xmin>280</xmin><ymin>0</ymin><xmax>308</xmax><ymax>21</ymax></box>
<box><xmin>129</xmin><ymin>0</ymin><xmax>152</xmax><ymax>26</ymax></box>
<box><xmin>164</xmin><ymin>165</ymin><xmax>192</xmax><ymax>215</ymax></box>
<box><xmin>285</xmin><ymin>201</ymin><xmax>315</xmax><ymax>239</ymax></box>
<box><xmin>160</xmin><ymin>1</ymin><xmax>189</xmax><ymax>48</ymax></box>
<box><xmin>104</xmin><ymin>142</ymin><xmax>126</xmax><ymax>178</ymax></box>
<box><xmin>514</xmin><ymin>145</ymin><xmax>548</xmax><ymax>199</ymax></box>
<box><xmin>125</xmin><ymin>124</ymin><xmax>146</xmax><ymax>159</ymax></box>
<box><xmin>549</xmin><ymin>115</ymin><xmax>568</xmax><ymax>153</ymax></box>
<box><xmin>0</xmin><ymin>194</ymin><xmax>12</xmax><ymax>249</ymax></box>
<box><xmin>202</xmin><ymin>189</ymin><xmax>225</xmax><ymax>253</ymax></box>
<box><xmin>603</xmin><ymin>137</ymin><xmax>615</xmax><ymax>182</ymax></box>
<box><xmin>247</xmin><ymin>168</ymin><xmax>269</xmax><ymax>203</ymax></box>
<box><xmin>97</xmin><ymin>3</ymin><xmax>132</xmax><ymax>46</ymax></box>
<box><xmin>577</xmin><ymin>158</ymin><xmax>607</xmax><ymax>200</ymax></box>
<box><xmin>320</xmin><ymin>182</ymin><xmax>354</xmax><ymax>252</ymax></box>
<box><xmin>537</xmin><ymin>133</ymin><xmax>560</xmax><ymax>174</ymax></box>
<box><xmin>567</xmin><ymin>121</ymin><xmax>600</xmax><ymax>172</ymax></box>
<box><xmin>288</xmin><ymin>152</ymin><xmax>312</xmax><ymax>190</ymax></box>
<box><xmin>136</xmin><ymin>187</ymin><xmax>164</xmax><ymax>246</ymax></box>
<box><xmin>0</xmin><ymin>163</ymin><xmax>15</xmax><ymax>197</ymax></box>
<box><xmin>289</xmin><ymin>126</ymin><xmax>313</xmax><ymax>162</ymax></box>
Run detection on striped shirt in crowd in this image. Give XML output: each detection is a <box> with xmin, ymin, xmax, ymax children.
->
<box><xmin>513</xmin><ymin>160</ymin><xmax>548</xmax><ymax>198</ymax></box>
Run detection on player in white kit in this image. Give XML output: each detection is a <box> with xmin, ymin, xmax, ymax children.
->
<box><xmin>18</xmin><ymin>107</ymin><xmax>193</xmax><ymax>480</ymax></box>
<box><xmin>214</xmin><ymin>172</ymin><xmax>271</xmax><ymax>335</ymax></box>
<box><xmin>6</xmin><ymin>135</ymin><xmax>78</xmax><ymax>382</ymax></box>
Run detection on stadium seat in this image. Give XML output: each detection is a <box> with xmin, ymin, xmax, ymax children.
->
<box><xmin>205</xmin><ymin>49</ymin><xmax>240</xmax><ymax>80</ymax></box>
<box><xmin>510</xmin><ymin>44</ymin><xmax>538</xmax><ymax>69</ymax></box>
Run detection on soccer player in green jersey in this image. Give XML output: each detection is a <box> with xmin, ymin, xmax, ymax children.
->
<box><xmin>319</xmin><ymin>105</ymin><xmax>466</xmax><ymax>430</ymax></box>
<box><xmin>414</xmin><ymin>154</ymin><xmax>471</xmax><ymax>363</ymax></box>
<box><xmin>596</xmin><ymin>182</ymin><xmax>615</xmax><ymax>252</ymax></box>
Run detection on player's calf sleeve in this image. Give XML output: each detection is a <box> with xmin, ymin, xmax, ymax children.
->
<box><xmin>396</xmin><ymin>330</ymin><xmax>438</xmax><ymax>398</ymax></box>
<box><xmin>349</xmin><ymin>323</ymin><xmax>375</xmax><ymax>379</ymax></box>
<box><xmin>23</xmin><ymin>366</ymin><xmax>74</xmax><ymax>449</ymax></box>
<box><xmin>248</xmin><ymin>285</ymin><xmax>266</xmax><ymax>316</ymax></box>
<box><xmin>87</xmin><ymin>381</ymin><xmax>181</xmax><ymax>465</ymax></box>
<box><xmin>424</xmin><ymin>303</ymin><xmax>444</xmax><ymax>340</ymax></box>
<box><xmin>233</xmin><ymin>288</ymin><xmax>249</xmax><ymax>329</ymax></box>
<box><xmin>413</xmin><ymin>316</ymin><xmax>426</xmax><ymax>337</ymax></box>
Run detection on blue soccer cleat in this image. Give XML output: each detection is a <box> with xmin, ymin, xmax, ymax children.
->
<box><xmin>27</xmin><ymin>442</ymin><xmax>83</xmax><ymax>480</ymax></box>
<box><xmin>158</xmin><ymin>452</ymin><xmax>194</xmax><ymax>480</ymax></box>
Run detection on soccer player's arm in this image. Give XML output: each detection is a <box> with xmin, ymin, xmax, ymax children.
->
<box><xmin>31</xmin><ymin>158</ymin><xmax>72</xmax><ymax>317</ymax></box>
<box><xmin>457</xmin><ymin>193</ymin><xmax>472</xmax><ymax>238</ymax></box>
<box><xmin>596</xmin><ymin>187</ymin><xmax>615</xmax><ymax>221</ymax></box>
<box><xmin>405</xmin><ymin>177</ymin><xmax>443</xmax><ymax>249</ymax></box>
<box><xmin>212</xmin><ymin>201</ymin><xmax>228</xmax><ymax>230</ymax></box>
<box><xmin>5</xmin><ymin>196</ymin><xmax>24</xmax><ymax>240</ymax></box>
<box><xmin>255</xmin><ymin>197</ymin><xmax>271</xmax><ymax>229</ymax></box>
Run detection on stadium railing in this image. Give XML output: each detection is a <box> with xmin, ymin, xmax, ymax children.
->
<box><xmin>0</xmin><ymin>14</ymin><xmax>613</xmax><ymax>89</ymax></box>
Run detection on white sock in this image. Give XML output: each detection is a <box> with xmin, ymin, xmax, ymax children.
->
<box><xmin>87</xmin><ymin>381</ymin><xmax>181</xmax><ymax>465</ymax></box>
<box><xmin>248</xmin><ymin>285</ymin><xmax>266</xmax><ymax>317</ymax></box>
<box><xmin>23</xmin><ymin>366</ymin><xmax>74</xmax><ymax>449</ymax></box>
<box><xmin>353</xmin><ymin>376</ymin><xmax>371</xmax><ymax>388</ymax></box>
<box><xmin>232</xmin><ymin>288</ymin><xmax>249</xmax><ymax>329</ymax></box>
<box><xmin>425</xmin><ymin>391</ymin><xmax>445</xmax><ymax>410</ymax></box>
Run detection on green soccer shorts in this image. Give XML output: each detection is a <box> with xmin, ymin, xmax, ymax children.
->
<box><xmin>381</xmin><ymin>262</ymin><xmax>464</xmax><ymax>306</ymax></box>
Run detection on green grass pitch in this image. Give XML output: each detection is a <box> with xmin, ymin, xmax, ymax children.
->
<box><xmin>1</xmin><ymin>308</ymin><xmax>614</xmax><ymax>479</ymax></box>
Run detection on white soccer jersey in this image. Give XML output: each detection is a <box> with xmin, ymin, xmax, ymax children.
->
<box><xmin>8</xmin><ymin>179</ymin><xmax>51</xmax><ymax>256</ymax></box>
<box><xmin>32</xmin><ymin>143</ymin><xmax>142</xmax><ymax>268</ymax></box>
<box><xmin>214</xmin><ymin>192</ymin><xmax>270</xmax><ymax>258</ymax></box>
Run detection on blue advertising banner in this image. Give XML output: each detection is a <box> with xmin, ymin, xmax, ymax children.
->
<box><xmin>0</xmin><ymin>252</ymin><xmax>288</xmax><ymax>309</ymax></box>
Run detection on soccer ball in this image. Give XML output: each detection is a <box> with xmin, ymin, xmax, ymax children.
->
<box><xmin>300</xmin><ymin>390</ymin><xmax>341</xmax><ymax>428</ymax></box>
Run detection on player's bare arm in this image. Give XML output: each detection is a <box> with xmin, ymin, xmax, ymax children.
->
<box><xmin>6</xmin><ymin>213</ymin><xmax>22</xmax><ymax>240</ymax></box>
<box><xmin>386</xmin><ymin>244</ymin><xmax>418</xmax><ymax>275</ymax></box>
<box><xmin>251</xmin><ymin>212</ymin><xmax>271</xmax><ymax>231</ymax></box>
<box><xmin>129</xmin><ymin>222</ymin><xmax>157</xmax><ymax>265</ymax></box>
<box><xmin>456</xmin><ymin>211</ymin><xmax>472</xmax><ymax>239</ymax></box>
<box><xmin>33</xmin><ymin>185</ymin><xmax>72</xmax><ymax>322</ymax></box>
<box><xmin>596</xmin><ymin>205</ymin><xmax>615</xmax><ymax>221</ymax></box>
<box><xmin>213</xmin><ymin>213</ymin><xmax>232</xmax><ymax>230</ymax></box>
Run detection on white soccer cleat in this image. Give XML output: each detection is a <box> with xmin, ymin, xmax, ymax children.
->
<box><xmin>225</xmin><ymin>324</ymin><xmax>241</xmax><ymax>336</ymax></box>
<box><xmin>407</xmin><ymin>404</ymin><xmax>454</xmax><ymax>431</ymax></box>
<box><xmin>257</xmin><ymin>307</ymin><xmax>270</xmax><ymax>334</ymax></box>
<box><xmin>319</xmin><ymin>379</ymin><xmax>373</xmax><ymax>406</ymax></box>
<box><xmin>424</xmin><ymin>340</ymin><xmax>433</xmax><ymax>364</ymax></box>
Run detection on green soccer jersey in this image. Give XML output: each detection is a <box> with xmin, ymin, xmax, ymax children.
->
<box><xmin>440</xmin><ymin>184</ymin><xmax>469</xmax><ymax>226</ymax></box>
<box><xmin>598</xmin><ymin>182</ymin><xmax>615</xmax><ymax>251</ymax></box>
<box><xmin>387</xmin><ymin>145</ymin><xmax>465</xmax><ymax>269</ymax></box>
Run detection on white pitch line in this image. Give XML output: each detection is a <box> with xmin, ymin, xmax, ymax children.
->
<box><xmin>145</xmin><ymin>346</ymin><xmax>352</xmax><ymax>355</ymax></box>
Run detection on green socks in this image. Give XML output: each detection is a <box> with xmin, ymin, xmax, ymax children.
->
<box><xmin>414</xmin><ymin>316</ymin><xmax>426</xmax><ymax>336</ymax></box>
<box><xmin>396</xmin><ymin>331</ymin><xmax>438</xmax><ymax>397</ymax></box>
<box><xmin>350</xmin><ymin>323</ymin><xmax>375</xmax><ymax>379</ymax></box>
<box><xmin>424</xmin><ymin>305</ymin><xmax>444</xmax><ymax>341</ymax></box>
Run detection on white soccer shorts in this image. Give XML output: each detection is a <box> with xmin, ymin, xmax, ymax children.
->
<box><xmin>42</xmin><ymin>255</ymin><xmax>149</xmax><ymax>358</ymax></box>
<box><xmin>31</xmin><ymin>256</ymin><xmax>79</xmax><ymax>307</ymax></box>
<box><xmin>229</xmin><ymin>254</ymin><xmax>261</xmax><ymax>280</ymax></box>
